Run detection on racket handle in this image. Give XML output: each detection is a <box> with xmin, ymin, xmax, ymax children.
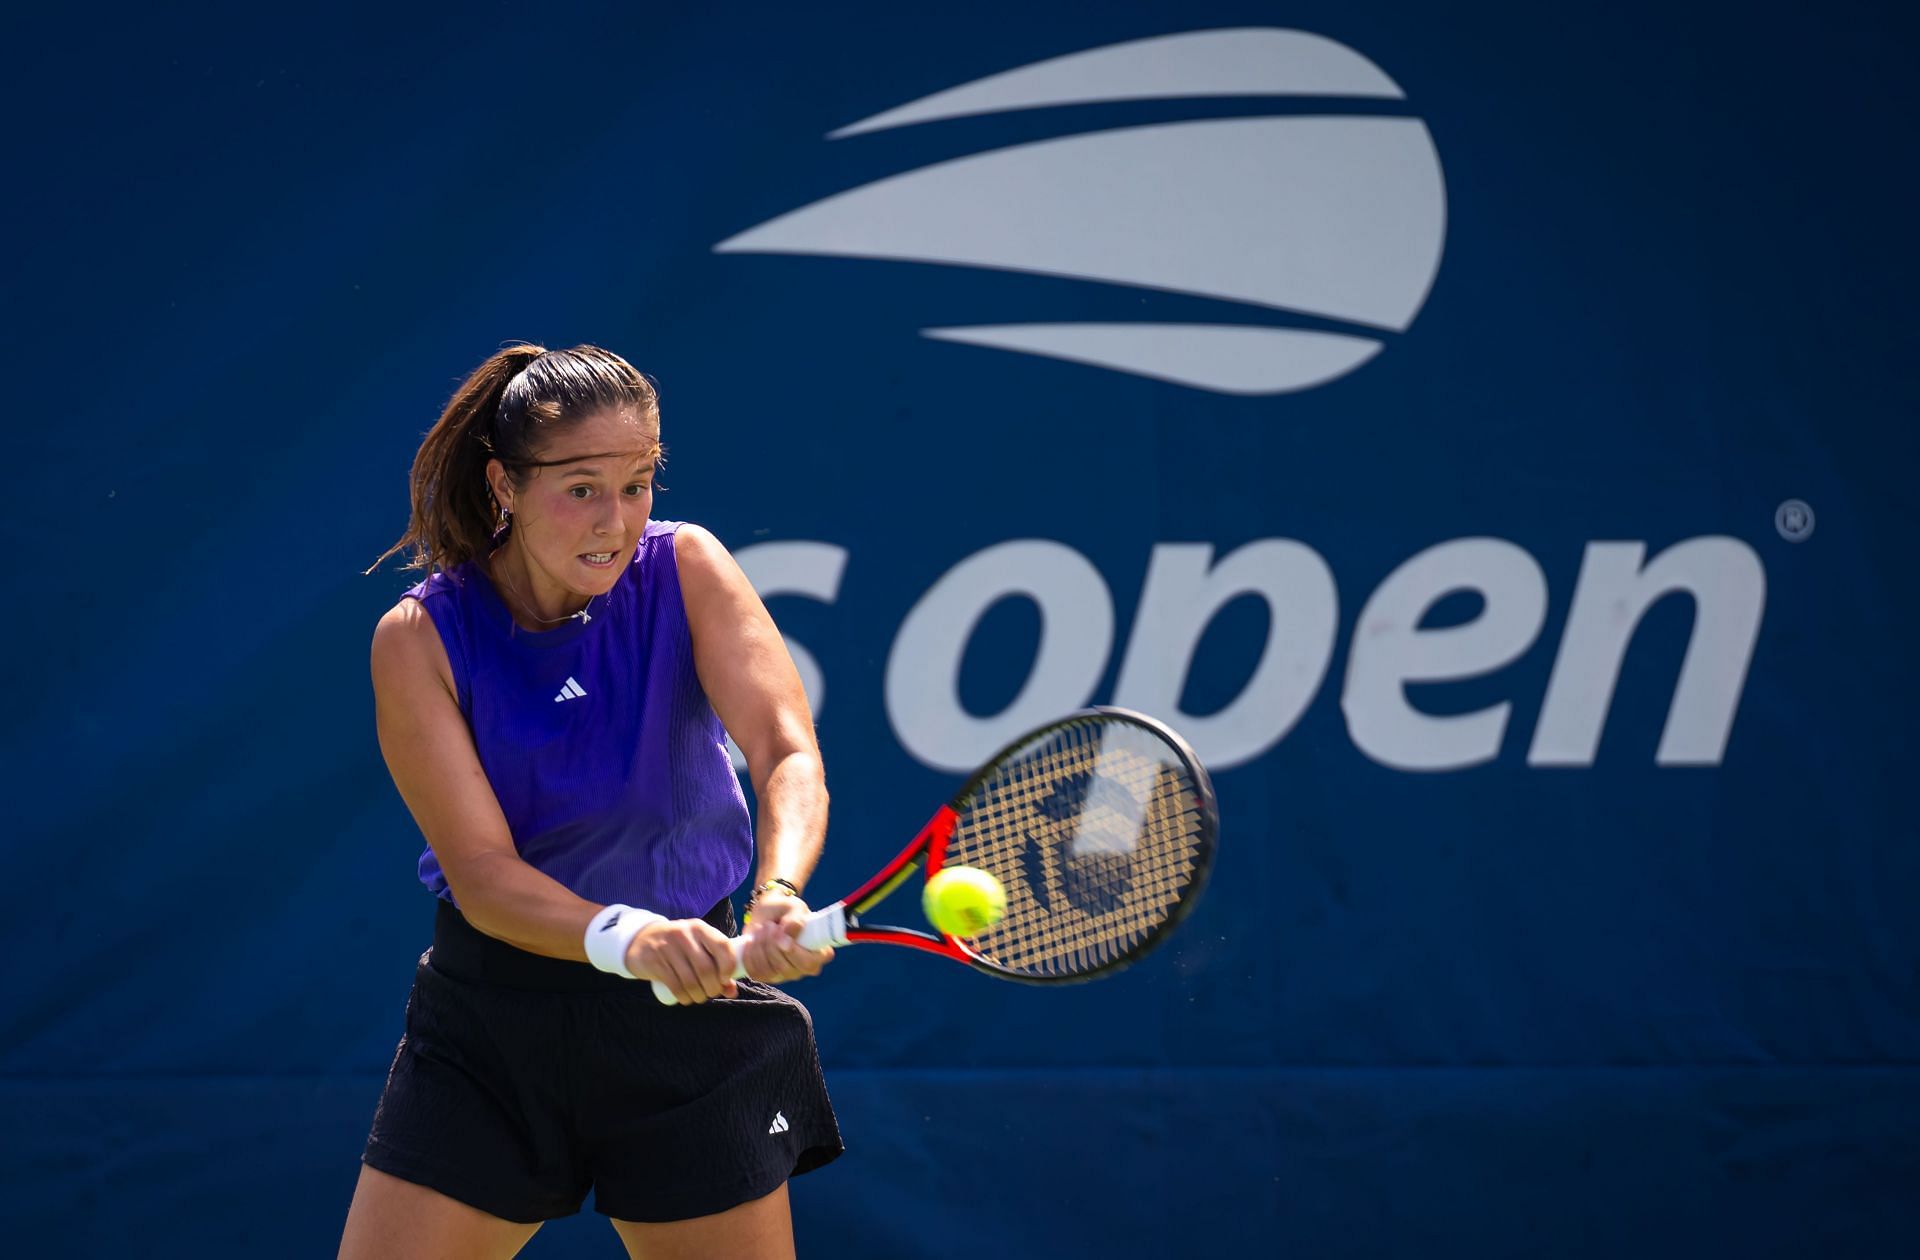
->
<box><xmin>650</xmin><ymin>903</ymin><xmax>849</xmax><ymax>1005</ymax></box>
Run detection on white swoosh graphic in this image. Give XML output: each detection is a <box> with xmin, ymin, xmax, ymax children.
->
<box><xmin>831</xmin><ymin>28</ymin><xmax>1405</xmax><ymax>138</ymax></box>
<box><xmin>718</xmin><ymin>116</ymin><xmax>1445</xmax><ymax>332</ymax></box>
<box><xmin>923</xmin><ymin>324</ymin><xmax>1383</xmax><ymax>395</ymax></box>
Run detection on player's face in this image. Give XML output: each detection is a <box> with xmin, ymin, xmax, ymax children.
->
<box><xmin>489</xmin><ymin>408</ymin><xmax>657</xmax><ymax>608</ymax></box>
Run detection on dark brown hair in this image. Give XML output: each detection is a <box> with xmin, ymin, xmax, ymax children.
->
<box><xmin>369</xmin><ymin>343</ymin><xmax>661</xmax><ymax>575</ymax></box>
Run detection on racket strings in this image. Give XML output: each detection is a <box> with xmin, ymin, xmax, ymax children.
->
<box><xmin>946</xmin><ymin>717</ymin><xmax>1207</xmax><ymax>979</ymax></box>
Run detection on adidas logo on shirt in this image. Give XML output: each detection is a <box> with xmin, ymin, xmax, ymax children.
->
<box><xmin>769</xmin><ymin>1111</ymin><xmax>790</xmax><ymax>1135</ymax></box>
<box><xmin>554</xmin><ymin>677</ymin><xmax>588</xmax><ymax>703</ymax></box>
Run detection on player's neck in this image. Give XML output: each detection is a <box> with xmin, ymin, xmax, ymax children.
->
<box><xmin>487</xmin><ymin>542</ymin><xmax>590</xmax><ymax>629</ymax></box>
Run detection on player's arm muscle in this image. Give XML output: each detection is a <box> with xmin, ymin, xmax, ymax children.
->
<box><xmin>369</xmin><ymin>601</ymin><xmax>597</xmax><ymax>959</ymax></box>
<box><xmin>676</xmin><ymin>525</ymin><xmax>828</xmax><ymax>894</ymax></box>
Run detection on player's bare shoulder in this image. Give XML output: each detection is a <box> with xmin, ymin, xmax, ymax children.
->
<box><xmin>670</xmin><ymin>520</ymin><xmax>736</xmax><ymax>578</ymax></box>
<box><xmin>370</xmin><ymin>597</ymin><xmax>457</xmax><ymax>705</ymax></box>
<box><xmin>673</xmin><ymin>522</ymin><xmax>765</xmax><ymax>613</ymax></box>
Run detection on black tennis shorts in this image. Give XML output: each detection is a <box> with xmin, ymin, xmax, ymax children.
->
<box><xmin>362</xmin><ymin>900</ymin><xmax>843</xmax><ymax>1224</ymax></box>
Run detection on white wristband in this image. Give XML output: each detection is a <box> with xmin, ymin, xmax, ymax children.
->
<box><xmin>584</xmin><ymin>904</ymin><xmax>665</xmax><ymax>979</ymax></box>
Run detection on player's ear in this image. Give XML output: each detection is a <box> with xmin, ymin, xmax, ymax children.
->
<box><xmin>485</xmin><ymin>458</ymin><xmax>513</xmax><ymax>514</ymax></box>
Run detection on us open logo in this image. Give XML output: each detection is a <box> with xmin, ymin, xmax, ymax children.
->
<box><xmin>717</xmin><ymin>28</ymin><xmax>1446</xmax><ymax>396</ymax></box>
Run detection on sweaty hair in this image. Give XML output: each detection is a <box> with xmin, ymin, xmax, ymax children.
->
<box><xmin>369</xmin><ymin>343</ymin><xmax>661</xmax><ymax>575</ymax></box>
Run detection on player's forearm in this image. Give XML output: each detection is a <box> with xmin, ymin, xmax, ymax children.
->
<box><xmin>751</xmin><ymin>746</ymin><xmax>828</xmax><ymax>894</ymax></box>
<box><xmin>444</xmin><ymin>849</ymin><xmax>600</xmax><ymax>961</ymax></box>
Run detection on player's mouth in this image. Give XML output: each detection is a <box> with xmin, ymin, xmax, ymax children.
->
<box><xmin>579</xmin><ymin>551</ymin><xmax>618</xmax><ymax>569</ymax></box>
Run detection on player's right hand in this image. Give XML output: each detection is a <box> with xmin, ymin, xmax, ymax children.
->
<box><xmin>626</xmin><ymin>919</ymin><xmax>739</xmax><ymax>1004</ymax></box>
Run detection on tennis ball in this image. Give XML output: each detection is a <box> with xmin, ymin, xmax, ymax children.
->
<box><xmin>923</xmin><ymin>866</ymin><xmax>1007</xmax><ymax>937</ymax></box>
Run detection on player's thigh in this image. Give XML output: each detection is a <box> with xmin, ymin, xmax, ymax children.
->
<box><xmin>338</xmin><ymin>1164</ymin><xmax>542</xmax><ymax>1260</ymax></box>
<box><xmin>608</xmin><ymin>1181</ymin><xmax>794</xmax><ymax>1260</ymax></box>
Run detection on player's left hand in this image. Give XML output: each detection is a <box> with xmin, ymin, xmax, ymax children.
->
<box><xmin>740</xmin><ymin>891</ymin><xmax>835</xmax><ymax>985</ymax></box>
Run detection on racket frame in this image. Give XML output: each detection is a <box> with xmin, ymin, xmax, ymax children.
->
<box><xmin>821</xmin><ymin>706</ymin><xmax>1218</xmax><ymax>984</ymax></box>
<box><xmin>655</xmin><ymin>707</ymin><xmax>1217</xmax><ymax>1003</ymax></box>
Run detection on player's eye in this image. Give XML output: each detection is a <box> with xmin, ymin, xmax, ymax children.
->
<box><xmin>624</xmin><ymin>482</ymin><xmax>651</xmax><ymax>497</ymax></box>
<box><xmin>568</xmin><ymin>485</ymin><xmax>593</xmax><ymax>500</ymax></box>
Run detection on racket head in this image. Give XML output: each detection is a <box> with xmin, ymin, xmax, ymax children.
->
<box><xmin>930</xmin><ymin>707</ymin><xmax>1218</xmax><ymax>984</ymax></box>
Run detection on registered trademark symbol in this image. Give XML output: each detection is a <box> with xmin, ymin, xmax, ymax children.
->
<box><xmin>1775</xmin><ymin>499</ymin><xmax>1815</xmax><ymax>542</ymax></box>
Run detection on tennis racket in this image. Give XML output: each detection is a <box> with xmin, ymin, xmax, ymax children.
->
<box><xmin>654</xmin><ymin>706</ymin><xmax>1217</xmax><ymax>1004</ymax></box>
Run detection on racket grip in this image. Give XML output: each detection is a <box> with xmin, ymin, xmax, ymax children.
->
<box><xmin>650</xmin><ymin>903</ymin><xmax>848</xmax><ymax>1005</ymax></box>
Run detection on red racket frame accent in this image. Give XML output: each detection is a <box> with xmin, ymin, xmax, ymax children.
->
<box><xmin>829</xmin><ymin>806</ymin><xmax>971</xmax><ymax>959</ymax></box>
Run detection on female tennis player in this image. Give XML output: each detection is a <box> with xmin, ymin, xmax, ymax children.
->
<box><xmin>340</xmin><ymin>344</ymin><xmax>841</xmax><ymax>1259</ymax></box>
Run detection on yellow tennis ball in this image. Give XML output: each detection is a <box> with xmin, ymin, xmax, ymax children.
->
<box><xmin>923</xmin><ymin>866</ymin><xmax>1007</xmax><ymax>937</ymax></box>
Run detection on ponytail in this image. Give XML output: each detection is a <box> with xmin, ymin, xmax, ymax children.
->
<box><xmin>367</xmin><ymin>343</ymin><xmax>545</xmax><ymax>575</ymax></box>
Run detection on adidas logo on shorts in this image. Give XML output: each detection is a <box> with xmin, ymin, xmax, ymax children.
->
<box><xmin>768</xmin><ymin>1111</ymin><xmax>790</xmax><ymax>1135</ymax></box>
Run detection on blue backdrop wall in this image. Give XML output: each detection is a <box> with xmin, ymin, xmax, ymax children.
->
<box><xmin>4</xmin><ymin>2</ymin><xmax>1916</xmax><ymax>1256</ymax></box>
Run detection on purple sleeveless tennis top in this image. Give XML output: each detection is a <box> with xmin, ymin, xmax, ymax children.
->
<box><xmin>402</xmin><ymin>520</ymin><xmax>753</xmax><ymax>917</ymax></box>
